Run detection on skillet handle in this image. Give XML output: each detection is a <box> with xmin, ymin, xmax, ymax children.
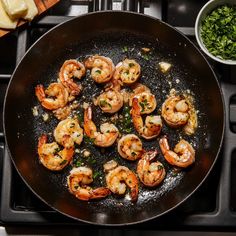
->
<box><xmin>217</xmin><ymin>82</ymin><xmax>236</xmax><ymax>214</ymax></box>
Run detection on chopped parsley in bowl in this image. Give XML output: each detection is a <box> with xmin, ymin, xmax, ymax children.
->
<box><xmin>195</xmin><ymin>0</ymin><xmax>236</xmax><ymax>64</ymax></box>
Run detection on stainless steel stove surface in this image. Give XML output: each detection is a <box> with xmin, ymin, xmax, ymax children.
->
<box><xmin>0</xmin><ymin>0</ymin><xmax>236</xmax><ymax>229</ymax></box>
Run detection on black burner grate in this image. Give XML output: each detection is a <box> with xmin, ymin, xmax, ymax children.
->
<box><xmin>0</xmin><ymin>0</ymin><xmax>236</xmax><ymax>228</ymax></box>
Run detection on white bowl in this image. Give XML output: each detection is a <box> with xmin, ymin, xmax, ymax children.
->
<box><xmin>195</xmin><ymin>0</ymin><xmax>236</xmax><ymax>65</ymax></box>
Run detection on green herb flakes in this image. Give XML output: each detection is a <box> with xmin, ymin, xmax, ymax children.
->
<box><xmin>83</xmin><ymin>135</ymin><xmax>95</xmax><ymax>145</ymax></box>
<box><xmin>122</xmin><ymin>46</ymin><xmax>128</xmax><ymax>52</ymax></box>
<box><xmin>121</xmin><ymin>105</ymin><xmax>132</xmax><ymax>133</ymax></box>
<box><xmin>93</xmin><ymin>171</ymin><xmax>102</xmax><ymax>179</ymax></box>
<box><xmin>53</xmin><ymin>147</ymin><xmax>60</xmax><ymax>154</ymax></box>
<box><xmin>129</xmin><ymin>63</ymin><xmax>135</xmax><ymax>67</ymax></box>
<box><xmin>200</xmin><ymin>5</ymin><xmax>236</xmax><ymax>60</ymax></box>
<box><xmin>142</xmin><ymin>53</ymin><xmax>150</xmax><ymax>61</ymax></box>
<box><xmin>99</xmin><ymin>100</ymin><xmax>112</xmax><ymax>109</ymax></box>
<box><xmin>60</xmin><ymin>160</ymin><xmax>67</xmax><ymax>165</ymax></box>
<box><xmin>95</xmin><ymin>69</ymin><xmax>101</xmax><ymax>74</ymax></box>
<box><xmin>75</xmin><ymin>160</ymin><xmax>83</xmax><ymax>167</ymax></box>
<box><xmin>77</xmin><ymin>112</ymin><xmax>83</xmax><ymax>124</ymax></box>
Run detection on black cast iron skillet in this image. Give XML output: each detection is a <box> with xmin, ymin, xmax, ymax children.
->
<box><xmin>3</xmin><ymin>11</ymin><xmax>224</xmax><ymax>225</ymax></box>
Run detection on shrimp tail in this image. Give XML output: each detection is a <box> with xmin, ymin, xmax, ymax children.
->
<box><xmin>130</xmin><ymin>186</ymin><xmax>138</xmax><ymax>202</ymax></box>
<box><xmin>84</xmin><ymin>106</ymin><xmax>95</xmax><ymax>137</ymax></box>
<box><xmin>159</xmin><ymin>135</ymin><xmax>170</xmax><ymax>154</ymax></box>
<box><xmin>38</xmin><ymin>134</ymin><xmax>47</xmax><ymax>148</ymax></box>
<box><xmin>67</xmin><ymin>83</ymin><xmax>82</xmax><ymax>96</ymax></box>
<box><xmin>35</xmin><ymin>84</ymin><xmax>45</xmax><ymax>102</ymax></box>
<box><xmin>132</xmin><ymin>97</ymin><xmax>141</xmax><ymax>113</ymax></box>
<box><xmin>91</xmin><ymin>187</ymin><xmax>111</xmax><ymax>199</ymax></box>
<box><xmin>131</xmin><ymin>97</ymin><xmax>143</xmax><ymax>132</ymax></box>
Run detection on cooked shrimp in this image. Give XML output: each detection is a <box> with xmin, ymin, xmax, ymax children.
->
<box><xmin>53</xmin><ymin>100</ymin><xmax>79</xmax><ymax>120</ymax></box>
<box><xmin>161</xmin><ymin>95</ymin><xmax>190</xmax><ymax>128</ymax></box>
<box><xmin>130</xmin><ymin>91</ymin><xmax>157</xmax><ymax>114</ymax></box>
<box><xmin>117</xmin><ymin>134</ymin><xmax>143</xmax><ymax>160</ymax></box>
<box><xmin>183</xmin><ymin>98</ymin><xmax>198</xmax><ymax>135</ymax></box>
<box><xmin>137</xmin><ymin>150</ymin><xmax>166</xmax><ymax>187</ymax></box>
<box><xmin>184</xmin><ymin>107</ymin><xmax>198</xmax><ymax>135</ymax></box>
<box><xmin>129</xmin><ymin>83</ymin><xmax>151</xmax><ymax>107</ymax></box>
<box><xmin>113</xmin><ymin>59</ymin><xmax>141</xmax><ymax>85</ymax></box>
<box><xmin>37</xmin><ymin>134</ymin><xmax>74</xmax><ymax>171</ymax></box>
<box><xmin>131</xmin><ymin>83</ymin><xmax>151</xmax><ymax>95</ymax></box>
<box><xmin>35</xmin><ymin>83</ymin><xmax>69</xmax><ymax>110</ymax></box>
<box><xmin>105</xmin><ymin>74</ymin><xmax>122</xmax><ymax>91</ymax></box>
<box><xmin>131</xmin><ymin>98</ymin><xmax>162</xmax><ymax>140</ymax></box>
<box><xmin>67</xmin><ymin>167</ymin><xmax>110</xmax><ymax>201</ymax></box>
<box><xmin>103</xmin><ymin>160</ymin><xmax>118</xmax><ymax>173</ymax></box>
<box><xmin>54</xmin><ymin>117</ymin><xmax>83</xmax><ymax>149</ymax></box>
<box><xmin>96</xmin><ymin>89</ymin><xmax>123</xmax><ymax>113</ymax></box>
<box><xmin>84</xmin><ymin>55</ymin><xmax>115</xmax><ymax>83</ymax></box>
<box><xmin>159</xmin><ymin>136</ymin><xmax>195</xmax><ymax>168</ymax></box>
<box><xmin>59</xmin><ymin>59</ymin><xmax>85</xmax><ymax>96</ymax></box>
<box><xmin>105</xmin><ymin>165</ymin><xmax>139</xmax><ymax>202</ymax></box>
<box><xmin>84</xmin><ymin>106</ymin><xmax>119</xmax><ymax>147</ymax></box>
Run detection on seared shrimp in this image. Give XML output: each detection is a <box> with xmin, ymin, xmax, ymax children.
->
<box><xmin>103</xmin><ymin>160</ymin><xmax>118</xmax><ymax>173</ymax></box>
<box><xmin>84</xmin><ymin>106</ymin><xmax>119</xmax><ymax>147</ymax></box>
<box><xmin>184</xmin><ymin>107</ymin><xmax>198</xmax><ymax>135</ymax></box>
<box><xmin>67</xmin><ymin>167</ymin><xmax>110</xmax><ymax>201</ymax></box>
<box><xmin>113</xmin><ymin>59</ymin><xmax>141</xmax><ymax>85</ymax></box>
<box><xmin>128</xmin><ymin>83</ymin><xmax>150</xmax><ymax>107</ymax></box>
<box><xmin>161</xmin><ymin>95</ymin><xmax>189</xmax><ymax>128</ymax></box>
<box><xmin>131</xmin><ymin>98</ymin><xmax>162</xmax><ymax>140</ymax></box>
<box><xmin>54</xmin><ymin>117</ymin><xmax>83</xmax><ymax>149</ymax></box>
<box><xmin>59</xmin><ymin>59</ymin><xmax>85</xmax><ymax>96</ymax></box>
<box><xmin>37</xmin><ymin>134</ymin><xmax>74</xmax><ymax>171</ymax></box>
<box><xmin>129</xmin><ymin>83</ymin><xmax>154</xmax><ymax>113</ymax></box>
<box><xmin>183</xmin><ymin>98</ymin><xmax>198</xmax><ymax>135</ymax></box>
<box><xmin>117</xmin><ymin>134</ymin><xmax>143</xmax><ymax>160</ymax></box>
<box><xmin>159</xmin><ymin>136</ymin><xmax>195</xmax><ymax>168</ymax></box>
<box><xmin>131</xmin><ymin>83</ymin><xmax>151</xmax><ymax>95</ymax></box>
<box><xmin>35</xmin><ymin>83</ymin><xmax>69</xmax><ymax>110</ymax></box>
<box><xmin>137</xmin><ymin>150</ymin><xmax>166</xmax><ymax>187</ymax></box>
<box><xmin>85</xmin><ymin>55</ymin><xmax>115</xmax><ymax>83</ymax></box>
<box><xmin>106</xmin><ymin>165</ymin><xmax>139</xmax><ymax>202</ymax></box>
<box><xmin>130</xmin><ymin>91</ymin><xmax>157</xmax><ymax>114</ymax></box>
<box><xmin>97</xmin><ymin>89</ymin><xmax>124</xmax><ymax>113</ymax></box>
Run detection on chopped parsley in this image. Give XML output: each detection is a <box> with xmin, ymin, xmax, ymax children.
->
<box><xmin>53</xmin><ymin>147</ymin><xmax>60</xmax><ymax>154</ymax></box>
<box><xmin>157</xmin><ymin>165</ymin><xmax>164</xmax><ymax>170</ymax></box>
<box><xmin>93</xmin><ymin>171</ymin><xmax>102</xmax><ymax>179</ymax></box>
<box><xmin>139</xmin><ymin>99</ymin><xmax>148</xmax><ymax>112</ymax></box>
<box><xmin>88</xmin><ymin>156</ymin><xmax>97</xmax><ymax>165</ymax></box>
<box><xmin>95</xmin><ymin>69</ymin><xmax>101</xmax><ymax>74</ymax></box>
<box><xmin>77</xmin><ymin>114</ymin><xmax>82</xmax><ymax>123</ymax></box>
<box><xmin>75</xmin><ymin>159</ymin><xmax>83</xmax><ymax>167</ymax></box>
<box><xmin>121</xmin><ymin>105</ymin><xmax>132</xmax><ymax>133</ymax></box>
<box><xmin>60</xmin><ymin>160</ymin><xmax>67</xmax><ymax>165</ymax></box>
<box><xmin>99</xmin><ymin>100</ymin><xmax>112</xmax><ymax>109</ymax></box>
<box><xmin>70</xmin><ymin>122</ymin><xmax>75</xmax><ymax>128</ymax></box>
<box><xmin>122</xmin><ymin>46</ymin><xmax>128</xmax><ymax>52</ymax></box>
<box><xmin>200</xmin><ymin>5</ymin><xmax>236</xmax><ymax>60</ymax></box>
<box><xmin>142</xmin><ymin>53</ymin><xmax>150</xmax><ymax>61</ymax></box>
<box><xmin>83</xmin><ymin>135</ymin><xmax>95</xmax><ymax>145</ymax></box>
<box><xmin>129</xmin><ymin>63</ymin><xmax>135</xmax><ymax>67</ymax></box>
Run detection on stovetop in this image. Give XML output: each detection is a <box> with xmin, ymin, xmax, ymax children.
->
<box><xmin>0</xmin><ymin>0</ymin><xmax>236</xmax><ymax>228</ymax></box>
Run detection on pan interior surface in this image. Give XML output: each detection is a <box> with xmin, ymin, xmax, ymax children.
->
<box><xmin>3</xmin><ymin>12</ymin><xmax>224</xmax><ymax>225</ymax></box>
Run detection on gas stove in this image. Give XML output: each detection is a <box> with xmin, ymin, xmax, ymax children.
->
<box><xmin>0</xmin><ymin>0</ymin><xmax>236</xmax><ymax>229</ymax></box>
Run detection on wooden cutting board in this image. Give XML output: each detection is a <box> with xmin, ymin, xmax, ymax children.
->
<box><xmin>0</xmin><ymin>0</ymin><xmax>60</xmax><ymax>37</ymax></box>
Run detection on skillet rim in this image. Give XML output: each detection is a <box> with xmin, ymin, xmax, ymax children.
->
<box><xmin>3</xmin><ymin>10</ymin><xmax>225</xmax><ymax>226</ymax></box>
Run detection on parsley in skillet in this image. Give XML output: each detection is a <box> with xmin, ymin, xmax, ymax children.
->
<box><xmin>200</xmin><ymin>5</ymin><xmax>236</xmax><ymax>60</ymax></box>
